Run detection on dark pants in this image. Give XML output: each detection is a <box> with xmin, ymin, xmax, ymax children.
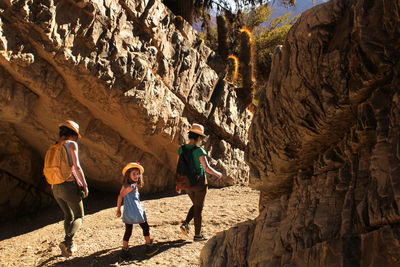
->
<box><xmin>185</xmin><ymin>184</ymin><xmax>207</xmax><ymax>236</ymax></box>
<box><xmin>123</xmin><ymin>222</ymin><xmax>150</xmax><ymax>241</ymax></box>
<box><xmin>53</xmin><ymin>181</ymin><xmax>84</xmax><ymax>245</ymax></box>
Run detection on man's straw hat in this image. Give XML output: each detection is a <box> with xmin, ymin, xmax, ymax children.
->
<box><xmin>188</xmin><ymin>123</ymin><xmax>206</xmax><ymax>137</ymax></box>
<box><xmin>122</xmin><ymin>162</ymin><xmax>144</xmax><ymax>176</ymax></box>
<box><xmin>58</xmin><ymin>120</ymin><xmax>81</xmax><ymax>138</ymax></box>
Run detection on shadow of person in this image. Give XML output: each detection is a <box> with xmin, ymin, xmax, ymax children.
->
<box><xmin>36</xmin><ymin>247</ymin><xmax>120</xmax><ymax>267</ymax></box>
<box><xmin>39</xmin><ymin>239</ymin><xmax>190</xmax><ymax>266</ymax></box>
<box><xmin>123</xmin><ymin>239</ymin><xmax>191</xmax><ymax>263</ymax></box>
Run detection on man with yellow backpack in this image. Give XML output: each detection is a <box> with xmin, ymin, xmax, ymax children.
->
<box><xmin>43</xmin><ymin>120</ymin><xmax>89</xmax><ymax>258</ymax></box>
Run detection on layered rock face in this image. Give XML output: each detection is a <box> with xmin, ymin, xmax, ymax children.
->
<box><xmin>0</xmin><ymin>0</ymin><xmax>252</xmax><ymax>217</ymax></box>
<box><xmin>201</xmin><ymin>0</ymin><xmax>400</xmax><ymax>265</ymax></box>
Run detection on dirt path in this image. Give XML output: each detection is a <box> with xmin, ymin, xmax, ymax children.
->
<box><xmin>0</xmin><ymin>186</ymin><xmax>259</xmax><ymax>266</ymax></box>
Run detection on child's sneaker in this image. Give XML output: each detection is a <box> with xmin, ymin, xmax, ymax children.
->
<box><xmin>180</xmin><ymin>222</ymin><xmax>190</xmax><ymax>237</ymax></box>
<box><xmin>121</xmin><ymin>248</ymin><xmax>131</xmax><ymax>259</ymax></box>
<box><xmin>59</xmin><ymin>241</ymin><xmax>71</xmax><ymax>258</ymax></box>
<box><xmin>193</xmin><ymin>234</ymin><xmax>208</xmax><ymax>242</ymax></box>
<box><xmin>145</xmin><ymin>241</ymin><xmax>159</xmax><ymax>257</ymax></box>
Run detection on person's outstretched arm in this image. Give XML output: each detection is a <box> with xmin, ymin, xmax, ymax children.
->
<box><xmin>199</xmin><ymin>156</ymin><xmax>223</xmax><ymax>178</ymax></box>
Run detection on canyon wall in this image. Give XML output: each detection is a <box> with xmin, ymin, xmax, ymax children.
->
<box><xmin>0</xmin><ymin>0</ymin><xmax>252</xmax><ymax>217</ymax></box>
<box><xmin>201</xmin><ymin>0</ymin><xmax>400</xmax><ymax>265</ymax></box>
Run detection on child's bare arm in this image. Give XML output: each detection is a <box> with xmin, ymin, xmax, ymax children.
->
<box><xmin>116</xmin><ymin>186</ymin><xmax>133</xmax><ymax>217</ymax></box>
<box><xmin>119</xmin><ymin>186</ymin><xmax>133</xmax><ymax>198</ymax></box>
<box><xmin>116</xmin><ymin>194</ymin><xmax>123</xmax><ymax>217</ymax></box>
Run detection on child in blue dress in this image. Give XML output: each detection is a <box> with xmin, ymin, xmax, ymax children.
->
<box><xmin>116</xmin><ymin>162</ymin><xmax>158</xmax><ymax>258</ymax></box>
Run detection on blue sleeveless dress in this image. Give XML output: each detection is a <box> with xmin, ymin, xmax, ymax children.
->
<box><xmin>122</xmin><ymin>184</ymin><xmax>147</xmax><ymax>224</ymax></box>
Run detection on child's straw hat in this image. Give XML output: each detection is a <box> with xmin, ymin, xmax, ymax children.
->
<box><xmin>122</xmin><ymin>162</ymin><xmax>144</xmax><ymax>176</ymax></box>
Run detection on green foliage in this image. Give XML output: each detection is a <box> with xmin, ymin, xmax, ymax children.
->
<box><xmin>255</xmin><ymin>24</ymin><xmax>292</xmax><ymax>76</ymax></box>
<box><xmin>267</xmin><ymin>12</ymin><xmax>294</xmax><ymax>31</ymax></box>
<box><xmin>242</xmin><ymin>4</ymin><xmax>273</xmax><ymax>30</ymax></box>
<box><xmin>254</xmin><ymin>14</ymin><xmax>297</xmax><ymax>82</ymax></box>
<box><xmin>253</xmin><ymin>24</ymin><xmax>292</xmax><ymax>102</ymax></box>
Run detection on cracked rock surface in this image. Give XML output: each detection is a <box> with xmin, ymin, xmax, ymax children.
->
<box><xmin>0</xmin><ymin>0</ymin><xmax>252</xmax><ymax>218</ymax></box>
<box><xmin>201</xmin><ymin>0</ymin><xmax>400</xmax><ymax>266</ymax></box>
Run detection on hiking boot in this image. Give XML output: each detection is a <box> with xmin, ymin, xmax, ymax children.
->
<box><xmin>193</xmin><ymin>234</ymin><xmax>208</xmax><ymax>242</ymax></box>
<box><xmin>121</xmin><ymin>248</ymin><xmax>132</xmax><ymax>259</ymax></box>
<box><xmin>59</xmin><ymin>241</ymin><xmax>71</xmax><ymax>258</ymax></box>
<box><xmin>145</xmin><ymin>241</ymin><xmax>159</xmax><ymax>257</ymax></box>
<box><xmin>180</xmin><ymin>222</ymin><xmax>190</xmax><ymax>237</ymax></box>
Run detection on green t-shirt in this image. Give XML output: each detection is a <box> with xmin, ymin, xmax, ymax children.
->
<box><xmin>177</xmin><ymin>144</ymin><xmax>207</xmax><ymax>177</ymax></box>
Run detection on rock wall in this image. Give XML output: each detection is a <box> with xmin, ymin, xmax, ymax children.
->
<box><xmin>201</xmin><ymin>0</ymin><xmax>400</xmax><ymax>265</ymax></box>
<box><xmin>0</xmin><ymin>122</ymin><xmax>54</xmax><ymax>220</ymax></box>
<box><xmin>0</xmin><ymin>0</ymin><xmax>252</xmax><ymax>217</ymax></box>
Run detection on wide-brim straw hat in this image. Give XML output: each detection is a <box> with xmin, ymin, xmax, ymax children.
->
<box><xmin>122</xmin><ymin>162</ymin><xmax>144</xmax><ymax>176</ymax></box>
<box><xmin>188</xmin><ymin>123</ymin><xmax>206</xmax><ymax>137</ymax></box>
<box><xmin>58</xmin><ymin>120</ymin><xmax>81</xmax><ymax>138</ymax></box>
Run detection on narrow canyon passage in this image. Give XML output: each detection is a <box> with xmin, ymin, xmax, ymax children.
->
<box><xmin>0</xmin><ymin>186</ymin><xmax>259</xmax><ymax>266</ymax></box>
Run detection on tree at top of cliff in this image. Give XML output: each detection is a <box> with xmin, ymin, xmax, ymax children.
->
<box><xmin>162</xmin><ymin>0</ymin><xmax>295</xmax><ymax>24</ymax></box>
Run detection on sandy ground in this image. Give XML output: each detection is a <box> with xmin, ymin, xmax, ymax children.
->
<box><xmin>0</xmin><ymin>186</ymin><xmax>259</xmax><ymax>266</ymax></box>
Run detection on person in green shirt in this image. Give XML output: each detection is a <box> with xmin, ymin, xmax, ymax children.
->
<box><xmin>176</xmin><ymin>123</ymin><xmax>223</xmax><ymax>241</ymax></box>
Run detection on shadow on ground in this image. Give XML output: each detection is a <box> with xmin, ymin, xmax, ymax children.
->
<box><xmin>0</xmin><ymin>190</ymin><xmax>117</xmax><ymax>241</ymax></box>
<box><xmin>37</xmin><ymin>239</ymin><xmax>191</xmax><ymax>266</ymax></box>
<box><xmin>0</xmin><ymin>189</ymin><xmax>182</xmax><ymax>242</ymax></box>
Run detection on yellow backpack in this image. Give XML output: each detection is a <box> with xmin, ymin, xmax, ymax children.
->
<box><xmin>43</xmin><ymin>141</ymin><xmax>72</xmax><ymax>185</ymax></box>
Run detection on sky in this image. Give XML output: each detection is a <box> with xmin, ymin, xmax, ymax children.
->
<box><xmin>221</xmin><ymin>0</ymin><xmax>328</xmax><ymax>14</ymax></box>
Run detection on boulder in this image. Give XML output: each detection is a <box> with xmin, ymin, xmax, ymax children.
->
<box><xmin>201</xmin><ymin>0</ymin><xmax>400</xmax><ymax>265</ymax></box>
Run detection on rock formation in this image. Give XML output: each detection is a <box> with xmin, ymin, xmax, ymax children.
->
<box><xmin>201</xmin><ymin>0</ymin><xmax>400</xmax><ymax>265</ymax></box>
<box><xmin>0</xmin><ymin>0</ymin><xmax>252</xmax><ymax>218</ymax></box>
